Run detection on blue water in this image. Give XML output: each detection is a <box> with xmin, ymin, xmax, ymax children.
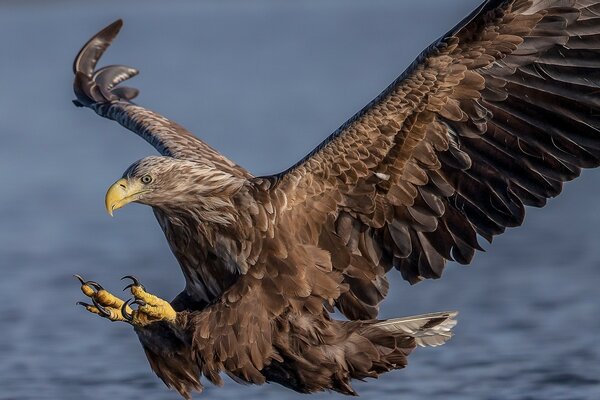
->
<box><xmin>0</xmin><ymin>1</ymin><xmax>599</xmax><ymax>399</ymax></box>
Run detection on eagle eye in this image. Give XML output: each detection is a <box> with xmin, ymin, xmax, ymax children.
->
<box><xmin>141</xmin><ymin>175</ymin><xmax>153</xmax><ymax>184</ymax></box>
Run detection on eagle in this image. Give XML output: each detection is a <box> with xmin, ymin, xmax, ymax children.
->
<box><xmin>74</xmin><ymin>1</ymin><xmax>600</xmax><ymax>399</ymax></box>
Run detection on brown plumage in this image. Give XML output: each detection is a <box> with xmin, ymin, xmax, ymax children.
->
<box><xmin>73</xmin><ymin>1</ymin><xmax>600</xmax><ymax>398</ymax></box>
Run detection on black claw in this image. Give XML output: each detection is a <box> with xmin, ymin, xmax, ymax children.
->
<box><xmin>91</xmin><ymin>297</ymin><xmax>111</xmax><ymax>318</ymax></box>
<box><xmin>121</xmin><ymin>275</ymin><xmax>139</xmax><ymax>285</ymax></box>
<box><xmin>132</xmin><ymin>299</ymin><xmax>146</xmax><ymax>307</ymax></box>
<box><xmin>121</xmin><ymin>299</ymin><xmax>134</xmax><ymax>322</ymax></box>
<box><xmin>76</xmin><ymin>301</ymin><xmax>92</xmax><ymax>308</ymax></box>
<box><xmin>86</xmin><ymin>281</ymin><xmax>104</xmax><ymax>291</ymax></box>
<box><xmin>73</xmin><ymin>274</ymin><xmax>104</xmax><ymax>291</ymax></box>
<box><xmin>121</xmin><ymin>275</ymin><xmax>145</xmax><ymax>291</ymax></box>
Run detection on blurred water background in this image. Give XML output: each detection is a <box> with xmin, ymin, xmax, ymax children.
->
<box><xmin>0</xmin><ymin>1</ymin><xmax>599</xmax><ymax>399</ymax></box>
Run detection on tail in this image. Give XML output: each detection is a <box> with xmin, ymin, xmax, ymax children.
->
<box><xmin>341</xmin><ymin>311</ymin><xmax>458</xmax><ymax>387</ymax></box>
<box><xmin>263</xmin><ymin>311</ymin><xmax>457</xmax><ymax>395</ymax></box>
<box><xmin>370</xmin><ymin>310</ymin><xmax>458</xmax><ymax>347</ymax></box>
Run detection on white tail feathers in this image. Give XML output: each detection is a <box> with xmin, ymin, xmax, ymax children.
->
<box><xmin>373</xmin><ymin>311</ymin><xmax>458</xmax><ymax>348</ymax></box>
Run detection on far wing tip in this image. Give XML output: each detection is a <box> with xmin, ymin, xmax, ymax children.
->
<box><xmin>72</xmin><ymin>18</ymin><xmax>125</xmax><ymax>76</ymax></box>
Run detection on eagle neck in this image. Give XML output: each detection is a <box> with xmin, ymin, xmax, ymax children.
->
<box><xmin>152</xmin><ymin>187</ymin><xmax>256</xmax><ymax>303</ymax></box>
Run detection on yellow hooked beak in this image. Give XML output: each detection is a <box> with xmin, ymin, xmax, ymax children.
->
<box><xmin>105</xmin><ymin>178</ymin><xmax>147</xmax><ymax>216</ymax></box>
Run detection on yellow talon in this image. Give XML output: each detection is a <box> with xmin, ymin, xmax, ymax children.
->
<box><xmin>95</xmin><ymin>289</ymin><xmax>128</xmax><ymax>310</ymax></box>
<box><xmin>75</xmin><ymin>275</ymin><xmax>176</xmax><ymax>326</ymax></box>
<box><xmin>121</xmin><ymin>276</ymin><xmax>177</xmax><ymax>326</ymax></box>
<box><xmin>75</xmin><ymin>275</ymin><xmax>131</xmax><ymax>322</ymax></box>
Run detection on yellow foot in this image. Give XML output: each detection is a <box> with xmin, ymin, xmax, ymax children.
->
<box><xmin>75</xmin><ymin>274</ymin><xmax>131</xmax><ymax>322</ymax></box>
<box><xmin>120</xmin><ymin>276</ymin><xmax>177</xmax><ymax>327</ymax></box>
<box><xmin>75</xmin><ymin>275</ymin><xmax>176</xmax><ymax>327</ymax></box>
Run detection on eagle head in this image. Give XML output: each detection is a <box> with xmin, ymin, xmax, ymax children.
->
<box><xmin>105</xmin><ymin>156</ymin><xmax>245</xmax><ymax>221</ymax></box>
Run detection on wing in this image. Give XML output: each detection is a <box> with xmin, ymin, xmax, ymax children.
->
<box><xmin>73</xmin><ymin>19</ymin><xmax>251</xmax><ymax>178</ymax></box>
<box><xmin>257</xmin><ymin>0</ymin><xmax>600</xmax><ymax>319</ymax></box>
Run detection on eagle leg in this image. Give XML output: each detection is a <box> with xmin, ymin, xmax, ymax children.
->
<box><xmin>120</xmin><ymin>276</ymin><xmax>177</xmax><ymax>327</ymax></box>
<box><xmin>75</xmin><ymin>274</ymin><xmax>132</xmax><ymax>322</ymax></box>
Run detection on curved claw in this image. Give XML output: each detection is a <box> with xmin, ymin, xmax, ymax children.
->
<box><xmin>132</xmin><ymin>299</ymin><xmax>146</xmax><ymax>307</ymax></box>
<box><xmin>76</xmin><ymin>301</ymin><xmax>92</xmax><ymax>308</ymax></box>
<box><xmin>86</xmin><ymin>281</ymin><xmax>104</xmax><ymax>291</ymax></box>
<box><xmin>74</xmin><ymin>274</ymin><xmax>104</xmax><ymax>291</ymax></box>
<box><xmin>91</xmin><ymin>297</ymin><xmax>111</xmax><ymax>318</ymax></box>
<box><xmin>121</xmin><ymin>275</ymin><xmax>145</xmax><ymax>291</ymax></box>
<box><xmin>121</xmin><ymin>299</ymin><xmax>134</xmax><ymax>322</ymax></box>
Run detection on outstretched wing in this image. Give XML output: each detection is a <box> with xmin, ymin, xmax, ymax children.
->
<box><xmin>73</xmin><ymin>19</ymin><xmax>251</xmax><ymax>178</ymax></box>
<box><xmin>257</xmin><ymin>0</ymin><xmax>600</xmax><ymax>319</ymax></box>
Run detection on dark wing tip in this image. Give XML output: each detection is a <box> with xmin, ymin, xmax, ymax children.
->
<box><xmin>72</xmin><ymin>19</ymin><xmax>140</xmax><ymax>107</ymax></box>
<box><xmin>73</xmin><ymin>19</ymin><xmax>123</xmax><ymax>76</ymax></box>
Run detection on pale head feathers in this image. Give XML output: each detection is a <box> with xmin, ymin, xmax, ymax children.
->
<box><xmin>123</xmin><ymin>156</ymin><xmax>246</xmax><ymax>225</ymax></box>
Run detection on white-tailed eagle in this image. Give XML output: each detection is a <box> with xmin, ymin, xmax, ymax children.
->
<box><xmin>74</xmin><ymin>1</ymin><xmax>600</xmax><ymax>398</ymax></box>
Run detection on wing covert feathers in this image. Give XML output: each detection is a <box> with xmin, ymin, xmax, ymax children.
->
<box><xmin>258</xmin><ymin>0</ymin><xmax>600</xmax><ymax>319</ymax></box>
